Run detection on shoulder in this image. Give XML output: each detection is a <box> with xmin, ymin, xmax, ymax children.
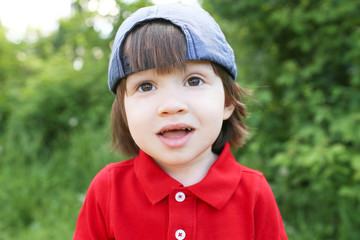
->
<box><xmin>240</xmin><ymin>165</ymin><xmax>264</xmax><ymax>178</ymax></box>
<box><xmin>238</xmin><ymin>165</ymin><xmax>278</xmax><ymax>206</ymax></box>
<box><xmin>236</xmin><ymin>164</ymin><xmax>274</xmax><ymax>200</ymax></box>
<box><xmin>239</xmin><ymin>164</ymin><xmax>266</xmax><ymax>188</ymax></box>
<box><xmin>237</xmin><ymin>165</ymin><xmax>281</xmax><ymax>214</ymax></box>
<box><xmin>238</xmin><ymin>168</ymin><xmax>288</xmax><ymax>239</ymax></box>
<box><xmin>103</xmin><ymin>159</ymin><xmax>135</xmax><ymax>175</ymax></box>
<box><xmin>88</xmin><ymin>159</ymin><xmax>135</xmax><ymax>192</ymax></box>
<box><xmin>235</xmin><ymin>166</ymin><xmax>287</xmax><ymax>238</ymax></box>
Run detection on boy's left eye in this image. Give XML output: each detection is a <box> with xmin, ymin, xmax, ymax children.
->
<box><xmin>185</xmin><ymin>77</ymin><xmax>203</xmax><ymax>87</ymax></box>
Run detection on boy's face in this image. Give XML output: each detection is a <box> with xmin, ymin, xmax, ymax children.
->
<box><xmin>124</xmin><ymin>61</ymin><xmax>234</xmax><ymax>171</ymax></box>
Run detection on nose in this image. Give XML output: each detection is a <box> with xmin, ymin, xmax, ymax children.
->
<box><xmin>157</xmin><ymin>90</ymin><xmax>188</xmax><ymax>117</ymax></box>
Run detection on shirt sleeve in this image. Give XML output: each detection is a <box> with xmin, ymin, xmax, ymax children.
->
<box><xmin>73</xmin><ymin>167</ymin><xmax>113</xmax><ymax>240</ymax></box>
<box><xmin>254</xmin><ymin>174</ymin><xmax>288</xmax><ymax>240</ymax></box>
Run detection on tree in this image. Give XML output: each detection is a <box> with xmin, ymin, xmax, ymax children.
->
<box><xmin>0</xmin><ymin>1</ymin><xmax>151</xmax><ymax>238</ymax></box>
<box><xmin>203</xmin><ymin>0</ymin><xmax>360</xmax><ymax>239</ymax></box>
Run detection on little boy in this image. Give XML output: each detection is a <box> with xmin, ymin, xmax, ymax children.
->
<box><xmin>74</xmin><ymin>3</ymin><xmax>287</xmax><ymax>240</ymax></box>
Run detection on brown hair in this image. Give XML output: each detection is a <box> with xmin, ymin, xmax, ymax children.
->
<box><xmin>111</xmin><ymin>20</ymin><xmax>249</xmax><ymax>156</ymax></box>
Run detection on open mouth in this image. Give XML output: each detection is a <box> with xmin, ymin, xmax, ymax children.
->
<box><xmin>158</xmin><ymin>128</ymin><xmax>193</xmax><ymax>139</ymax></box>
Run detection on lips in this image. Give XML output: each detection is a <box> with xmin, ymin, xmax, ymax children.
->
<box><xmin>159</xmin><ymin>128</ymin><xmax>193</xmax><ymax>138</ymax></box>
<box><xmin>157</xmin><ymin>124</ymin><xmax>194</xmax><ymax>148</ymax></box>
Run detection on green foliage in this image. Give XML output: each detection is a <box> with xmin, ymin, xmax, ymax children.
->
<box><xmin>203</xmin><ymin>0</ymin><xmax>360</xmax><ymax>239</ymax></box>
<box><xmin>1</xmin><ymin>0</ymin><xmax>359</xmax><ymax>239</ymax></box>
<box><xmin>0</xmin><ymin>0</ymin><xmax>151</xmax><ymax>239</ymax></box>
<box><xmin>0</xmin><ymin>25</ymin><xmax>23</xmax><ymax>133</ymax></box>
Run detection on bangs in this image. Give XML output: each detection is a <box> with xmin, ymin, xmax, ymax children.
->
<box><xmin>122</xmin><ymin>20</ymin><xmax>187</xmax><ymax>75</ymax></box>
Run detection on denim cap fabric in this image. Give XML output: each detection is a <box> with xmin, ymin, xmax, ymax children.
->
<box><xmin>108</xmin><ymin>3</ymin><xmax>236</xmax><ymax>94</ymax></box>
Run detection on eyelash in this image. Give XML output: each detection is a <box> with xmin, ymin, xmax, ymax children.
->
<box><xmin>137</xmin><ymin>82</ymin><xmax>156</xmax><ymax>92</ymax></box>
<box><xmin>184</xmin><ymin>77</ymin><xmax>204</xmax><ymax>87</ymax></box>
<box><xmin>135</xmin><ymin>76</ymin><xmax>204</xmax><ymax>92</ymax></box>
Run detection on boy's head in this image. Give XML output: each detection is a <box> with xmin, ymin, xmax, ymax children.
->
<box><xmin>109</xmin><ymin>4</ymin><xmax>248</xmax><ymax>156</ymax></box>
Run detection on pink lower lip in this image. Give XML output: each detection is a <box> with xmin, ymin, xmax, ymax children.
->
<box><xmin>157</xmin><ymin>130</ymin><xmax>194</xmax><ymax>148</ymax></box>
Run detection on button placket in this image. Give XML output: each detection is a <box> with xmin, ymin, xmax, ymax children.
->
<box><xmin>168</xmin><ymin>188</ymin><xmax>196</xmax><ymax>240</ymax></box>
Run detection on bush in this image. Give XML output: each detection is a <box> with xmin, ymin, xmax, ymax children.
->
<box><xmin>203</xmin><ymin>0</ymin><xmax>360</xmax><ymax>239</ymax></box>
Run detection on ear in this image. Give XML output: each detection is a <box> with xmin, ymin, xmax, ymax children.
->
<box><xmin>223</xmin><ymin>99</ymin><xmax>235</xmax><ymax>120</ymax></box>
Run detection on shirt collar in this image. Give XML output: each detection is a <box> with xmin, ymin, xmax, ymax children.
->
<box><xmin>134</xmin><ymin>143</ymin><xmax>242</xmax><ymax>210</ymax></box>
<box><xmin>134</xmin><ymin>150</ymin><xmax>182</xmax><ymax>205</ymax></box>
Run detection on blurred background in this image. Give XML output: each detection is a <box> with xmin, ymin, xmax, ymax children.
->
<box><xmin>0</xmin><ymin>0</ymin><xmax>359</xmax><ymax>239</ymax></box>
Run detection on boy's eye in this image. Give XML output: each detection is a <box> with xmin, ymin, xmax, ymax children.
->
<box><xmin>185</xmin><ymin>77</ymin><xmax>203</xmax><ymax>87</ymax></box>
<box><xmin>137</xmin><ymin>82</ymin><xmax>155</xmax><ymax>92</ymax></box>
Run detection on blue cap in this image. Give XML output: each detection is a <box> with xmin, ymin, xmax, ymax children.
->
<box><xmin>108</xmin><ymin>3</ymin><xmax>236</xmax><ymax>94</ymax></box>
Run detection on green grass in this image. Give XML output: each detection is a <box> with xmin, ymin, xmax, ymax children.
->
<box><xmin>0</xmin><ymin>125</ymin><xmax>122</xmax><ymax>239</ymax></box>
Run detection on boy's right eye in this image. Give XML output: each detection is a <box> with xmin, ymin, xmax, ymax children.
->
<box><xmin>137</xmin><ymin>82</ymin><xmax>155</xmax><ymax>92</ymax></box>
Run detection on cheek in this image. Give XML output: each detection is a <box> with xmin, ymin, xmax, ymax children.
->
<box><xmin>123</xmin><ymin>98</ymin><xmax>141</xmax><ymax>133</ymax></box>
<box><xmin>124</xmin><ymin>97</ymin><xmax>155</xmax><ymax>140</ymax></box>
<box><xmin>199</xmin><ymin>89</ymin><xmax>226</xmax><ymax>115</ymax></box>
<box><xmin>194</xmin><ymin>92</ymin><xmax>226</xmax><ymax>126</ymax></box>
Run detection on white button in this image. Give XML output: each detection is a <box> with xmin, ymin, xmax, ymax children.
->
<box><xmin>175</xmin><ymin>229</ymin><xmax>186</xmax><ymax>240</ymax></box>
<box><xmin>175</xmin><ymin>192</ymin><xmax>186</xmax><ymax>202</ymax></box>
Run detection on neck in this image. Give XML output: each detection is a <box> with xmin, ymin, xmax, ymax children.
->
<box><xmin>160</xmin><ymin>151</ymin><xmax>218</xmax><ymax>187</ymax></box>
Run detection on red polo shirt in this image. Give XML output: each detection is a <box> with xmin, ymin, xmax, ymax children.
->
<box><xmin>74</xmin><ymin>143</ymin><xmax>287</xmax><ymax>239</ymax></box>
